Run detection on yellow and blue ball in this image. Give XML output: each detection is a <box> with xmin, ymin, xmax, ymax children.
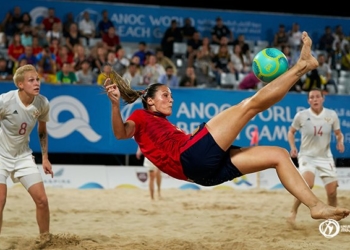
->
<box><xmin>252</xmin><ymin>48</ymin><xmax>289</xmax><ymax>83</ymax></box>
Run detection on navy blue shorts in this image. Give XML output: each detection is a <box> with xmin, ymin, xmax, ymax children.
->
<box><xmin>180</xmin><ymin>123</ymin><xmax>243</xmax><ymax>186</ymax></box>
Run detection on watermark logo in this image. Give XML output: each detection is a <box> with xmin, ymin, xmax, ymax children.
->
<box><xmin>319</xmin><ymin>219</ymin><xmax>350</xmax><ymax>238</ymax></box>
<box><xmin>319</xmin><ymin>219</ymin><xmax>340</xmax><ymax>238</ymax></box>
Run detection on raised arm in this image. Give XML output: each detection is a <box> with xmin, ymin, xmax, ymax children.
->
<box><xmin>105</xmin><ymin>78</ymin><xmax>135</xmax><ymax>139</ymax></box>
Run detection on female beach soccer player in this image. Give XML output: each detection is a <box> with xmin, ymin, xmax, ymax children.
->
<box><xmin>105</xmin><ymin>32</ymin><xmax>350</xmax><ymax>221</ymax></box>
<box><xmin>0</xmin><ymin>64</ymin><xmax>53</xmax><ymax>236</ymax></box>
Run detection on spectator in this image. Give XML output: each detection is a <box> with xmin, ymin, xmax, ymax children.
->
<box><xmin>17</xmin><ymin>46</ymin><xmax>38</xmax><ymax>67</ymax></box>
<box><xmin>211</xmin><ymin>17</ymin><xmax>234</xmax><ymax>45</ymax></box>
<box><xmin>78</xmin><ymin>11</ymin><xmax>96</xmax><ymax>46</ymax></box>
<box><xmin>63</xmin><ymin>12</ymin><xmax>75</xmax><ymax>38</ymax></box>
<box><xmin>161</xmin><ymin>19</ymin><xmax>183</xmax><ymax>58</ymax></box>
<box><xmin>7</xmin><ymin>32</ymin><xmax>25</xmax><ymax>70</ymax></box>
<box><xmin>20</xmin><ymin>24</ymin><xmax>33</xmax><ymax>47</ymax></box>
<box><xmin>210</xmin><ymin>44</ymin><xmax>235</xmax><ymax>87</ymax></box>
<box><xmin>56</xmin><ymin>45</ymin><xmax>74</xmax><ymax>71</ymax></box>
<box><xmin>49</xmin><ymin>37</ymin><xmax>61</xmax><ymax>57</ymax></box>
<box><xmin>158</xmin><ymin>65</ymin><xmax>179</xmax><ymax>88</ymax></box>
<box><xmin>37</xmin><ymin>64</ymin><xmax>57</xmax><ymax>84</ymax></box>
<box><xmin>102</xmin><ymin>26</ymin><xmax>121</xmax><ymax>52</ymax></box>
<box><xmin>238</xmin><ymin>71</ymin><xmax>261</xmax><ymax>90</ymax></box>
<box><xmin>97</xmin><ymin>63</ymin><xmax>111</xmax><ymax>85</ymax></box>
<box><xmin>181</xmin><ymin>18</ymin><xmax>196</xmax><ymax>41</ymax></box>
<box><xmin>56</xmin><ymin>62</ymin><xmax>77</xmax><ymax>84</ymax></box>
<box><xmin>31</xmin><ymin>36</ymin><xmax>43</xmax><ymax>56</ymax></box>
<box><xmin>0</xmin><ymin>58</ymin><xmax>13</xmax><ymax>80</ymax></box>
<box><xmin>132</xmin><ymin>41</ymin><xmax>152</xmax><ymax>67</ymax></box>
<box><xmin>1</xmin><ymin>6</ymin><xmax>22</xmax><ymax>37</ymax></box>
<box><xmin>91</xmin><ymin>46</ymin><xmax>107</xmax><ymax>73</ymax></box>
<box><xmin>65</xmin><ymin>23</ymin><xmax>82</xmax><ymax>54</ymax></box>
<box><xmin>273</xmin><ymin>24</ymin><xmax>289</xmax><ymax>48</ymax></box>
<box><xmin>141</xmin><ymin>54</ymin><xmax>165</xmax><ymax>85</ymax></box>
<box><xmin>46</xmin><ymin>22</ymin><xmax>63</xmax><ymax>45</ymax></box>
<box><xmin>32</xmin><ymin>24</ymin><xmax>48</xmax><ymax>47</ymax></box>
<box><xmin>76</xmin><ymin>59</ymin><xmax>96</xmax><ymax>84</ymax></box>
<box><xmin>288</xmin><ymin>22</ymin><xmax>302</xmax><ymax>51</ymax></box>
<box><xmin>317</xmin><ymin>53</ymin><xmax>338</xmax><ymax>93</ymax></box>
<box><xmin>179</xmin><ymin>66</ymin><xmax>197</xmax><ymax>87</ymax></box>
<box><xmin>36</xmin><ymin>44</ymin><xmax>57</xmax><ymax>75</ymax></box>
<box><xmin>0</xmin><ymin>25</ymin><xmax>7</xmax><ymax>49</ymax></box>
<box><xmin>318</xmin><ymin>26</ymin><xmax>335</xmax><ymax>59</ymax></box>
<box><xmin>155</xmin><ymin>47</ymin><xmax>177</xmax><ymax>75</ymax></box>
<box><xmin>73</xmin><ymin>44</ymin><xmax>91</xmax><ymax>71</ymax></box>
<box><xmin>186</xmin><ymin>31</ymin><xmax>202</xmax><ymax>67</ymax></box>
<box><xmin>20</xmin><ymin>12</ymin><xmax>32</xmax><ymax>32</ymax></box>
<box><xmin>230</xmin><ymin>44</ymin><xmax>251</xmax><ymax>80</ymax></box>
<box><xmin>42</xmin><ymin>8</ymin><xmax>61</xmax><ymax>32</ymax></box>
<box><xmin>130</xmin><ymin>55</ymin><xmax>143</xmax><ymax>74</ymax></box>
<box><xmin>98</xmin><ymin>10</ymin><xmax>114</xmax><ymax>38</ymax></box>
<box><xmin>232</xmin><ymin>34</ymin><xmax>252</xmax><ymax>63</ymax></box>
<box><xmin>341</xmin><ymin>43</ymin><xmax>350</xmax><ymax>71</ymax></box>
<box><xmin>122</xmin><ymin>62</ymin><xmax>143</xmax><ymax>86</ymax></box>
<box><xmin>195</xmin><ymin>37</ymin><xmax>214</xmax><ymax>76</ymax></box>
<box><xmin>114</xmin><ymin>47</ymin><xmax>129</xmax><ymax>75</ymax></box>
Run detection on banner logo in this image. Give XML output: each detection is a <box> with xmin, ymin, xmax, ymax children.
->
<box><xmin>47</xmin><ymin>96</ymin><xmax>101</xmax><ymax>142</ymax></box>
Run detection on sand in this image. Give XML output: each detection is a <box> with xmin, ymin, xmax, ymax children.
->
<box><xmin>0</xmin><ymin>187</ymin><xmax>349</xmax><ymax>250</ymax></box>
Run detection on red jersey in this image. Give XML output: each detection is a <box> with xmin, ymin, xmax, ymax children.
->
<box><xmin>7</xmin><ymin>44</ymin><xmax>25</xmax><ymax>60</ymax></box>
<box><xmin>127</xmin><ymin>109</ymin><xmax>191</xmax><ymax>180</ymax></box>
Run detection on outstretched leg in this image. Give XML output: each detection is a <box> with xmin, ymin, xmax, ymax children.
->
<box><xmin>207</xmin><ymin>31</ymin><xmax>319</xmax><ymax>150</ymax></box>
<box><xmin>231</xmin><ymin>146</ymin><xmax>349</xmax><ymax>221</ymax></box>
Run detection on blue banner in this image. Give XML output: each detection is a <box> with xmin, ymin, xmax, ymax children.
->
<box><xmin>1</xmin><ymin>83</ymin><xmax>349</xmax><ymax>158</ymax></box>
<box><xmin>2</xmin><ymin>0</ymin><xmax>350</xmax><ymax>44</ymax></box>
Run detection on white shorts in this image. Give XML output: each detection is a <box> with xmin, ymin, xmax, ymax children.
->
<box><xmin>298</xmin><ymin>156</ymin><xmax>337</xmax><ymax>185</ymax></box>
<box><xmin>0</xmin><ymin>154</ymin><xmax>41</xmax><ymax>183</ymax></box>
<box><xmin>143</xmin><ymin>157</ymin><xmax>158</xmax><ymax>172</ymax></box>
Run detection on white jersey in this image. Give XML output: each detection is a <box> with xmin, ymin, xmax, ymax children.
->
<box><xmin>0</xmin><ymin>90</ymin><xmax>50</xmax><ymax>158</ymax></box>
<box><xmin>291</xmin><ymin>107</ymin><xmax>340</xmax><ymax>159</ymax></box>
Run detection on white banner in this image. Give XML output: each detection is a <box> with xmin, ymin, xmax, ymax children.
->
<box><xmin>7</xmin><ymin>165</ymin><xmax>350</xmax><ymax>190</ymax></box>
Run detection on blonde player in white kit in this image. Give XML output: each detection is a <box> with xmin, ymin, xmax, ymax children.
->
<box><xmin>287</xmin><ymin>88</ymin><xmax>345</xmax><ymax>225</ymax></box>
<box><xmin>0</xmin><ymin>64</ymin><xmax>53</xmax><ymax>237</ymax></box>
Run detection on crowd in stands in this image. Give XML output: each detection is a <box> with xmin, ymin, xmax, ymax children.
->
<box><xmin>0</xmin><ymin>6</ymin><xmax>350</xmax><ymax>94</ymax></box>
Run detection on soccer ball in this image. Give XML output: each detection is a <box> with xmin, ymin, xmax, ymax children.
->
<box><xmin>252</xmin><ymin>48</ymin><xmax>289</xmax><ymax>83</ymax></box>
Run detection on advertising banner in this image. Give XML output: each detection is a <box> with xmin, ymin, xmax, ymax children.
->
<box><xmin>1</xmin><ymin>83</ymin><xmax>349</xmax><ymax>157</ymax></box>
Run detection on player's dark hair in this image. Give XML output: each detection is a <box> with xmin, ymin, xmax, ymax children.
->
<box><xmin>106</xmin><ymin>70</ymin><xmax>165</xmax><ymax>109</ymax></box>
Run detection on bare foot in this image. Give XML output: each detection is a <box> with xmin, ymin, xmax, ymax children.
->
<box><xmin>296</xmin><ymin>31</ymin><xmax>319</xmax><ymax>76</ymax></box>
<box><xmin>33</xmin><ymin>232</ymin><xmax>52</xmax><ymax>249</ymax></box>
<box><xmin>286</xmin><ymin>211</ymin><xmax>297</xmax><ymax>229</ymax></box>
<box><xmin>310</xmin><ymin>202</ymin><xmax>350</xmax><ymax>221</ymax></box>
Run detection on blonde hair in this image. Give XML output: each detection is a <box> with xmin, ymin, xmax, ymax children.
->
<box><xmin>13</xmin><ymin>64</ymin><xmax>37</xmax><ymax>87</ymax></box>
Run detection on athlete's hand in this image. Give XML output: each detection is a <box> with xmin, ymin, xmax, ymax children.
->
<box><xmin>290</xmin><ymin>148</ymin><xmax>298</xmax><ymax>158</ymax></box>
<box><xmin>42</xmin><ymin>158</ymin><xmax>54</xmax><ymax>178</ymax></box>
<box><xmin>336</xmin><ymin>142</ymin><xmax>345</xmax><ymax>153</ymax></box>
<box><xmin>104</xmin><ymin>78</ymin><xmax>120</xmax><ymax>105</ymax></box>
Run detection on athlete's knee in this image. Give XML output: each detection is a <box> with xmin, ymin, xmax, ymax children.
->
<box><xmin>269</xmin><ymin>147</ymin><xmax>290</xmax><ymax>165</ymax></box>
<box><xmin>35</xmin><ymin>194</ymin><xmax>49</xmax><ymax>208</ymax></box>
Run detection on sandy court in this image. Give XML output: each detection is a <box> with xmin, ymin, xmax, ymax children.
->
<box><xmin>0</xmin><ymin>187</ymin><xmax>349</xmax><ymax>250</ymax></box>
